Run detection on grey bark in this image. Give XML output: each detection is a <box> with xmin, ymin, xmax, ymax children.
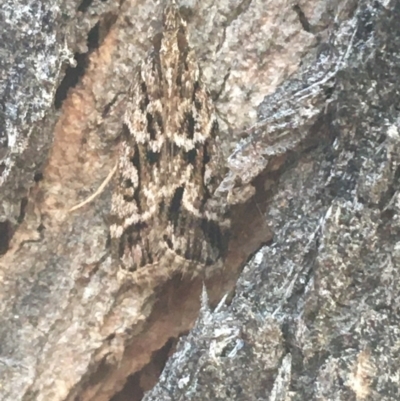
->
<box><xmin>144</xmin><ymin>1</ymin><xmax>400</xmax><ymax>400</ymax></box>
<box><xmin>1</xmin><ymin>0</ymin><xmax>398</xmax><ymax>401</ymax></box>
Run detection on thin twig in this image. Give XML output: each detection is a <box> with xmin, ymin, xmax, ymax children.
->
<box><xmin>69</xmin><ymin>162</ymin><xmax>118</xmax><ymax>212</ymax></box>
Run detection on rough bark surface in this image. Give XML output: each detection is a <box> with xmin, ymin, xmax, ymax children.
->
<box><xmin>1</xmin><ymin>0</ymin><xmax>398</xmax><ymax>401</ymax></box>
<box><xmin>143</xmin><ymin>2</ymin><xmax>400</xmax><ymax>400</ymax></box>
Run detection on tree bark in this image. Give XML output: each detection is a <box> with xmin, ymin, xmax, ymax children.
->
<box><xmin>1</xmin><ymin>0</ymin><xmax>398</xmax><ymax>401</ymax></box>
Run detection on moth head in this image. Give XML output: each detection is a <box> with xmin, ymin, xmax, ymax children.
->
<box><xmin>163</xmin><ymin>2</ymin><xmax>186</xmax><ymax>32</ymax></box>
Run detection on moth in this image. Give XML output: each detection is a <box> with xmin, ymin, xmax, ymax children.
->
<box><xmin>110</xmin><ymin>3</ymin><xmax>229</xmax><ymax>283</ymax></box>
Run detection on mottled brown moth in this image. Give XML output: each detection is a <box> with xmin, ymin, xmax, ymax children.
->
<box><xmin>110</xmin><ymin>3</ymin><xmax>229</xmax><ymax>283</ymax></box>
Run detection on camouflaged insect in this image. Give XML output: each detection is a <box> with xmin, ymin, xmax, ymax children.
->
<box><xmin>110</xmin><ymin>4</ymin><xmax>229</xmax><ymax>283</ymax></box>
